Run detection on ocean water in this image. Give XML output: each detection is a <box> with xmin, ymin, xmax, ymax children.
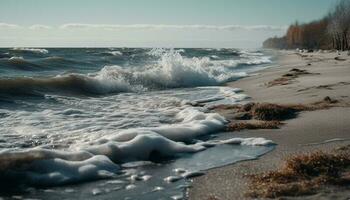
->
<box><xmin>0</xmin><ymin>48</ymin><xmax>275</xmax><ymax>199</ymax></box>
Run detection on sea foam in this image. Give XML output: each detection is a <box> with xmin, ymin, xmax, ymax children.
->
<box><xmin>0</xmin><ymin>106</ymin><xmax>274</xmax><ymax>186</ymax></box>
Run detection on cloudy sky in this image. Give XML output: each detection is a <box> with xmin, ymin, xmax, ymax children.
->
<box><xmin>0</xmin><ymin>0</ymin><xmax>335</xmax><ymax>48</ymax></box>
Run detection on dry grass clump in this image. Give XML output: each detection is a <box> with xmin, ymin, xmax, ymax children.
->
<box><xmin>227</xmin><ymin>121</ymin><xmax>282</xmax><ymax>131</ymax></box>
<box><xmin>251</xmin><ymin>103</ymin><xmax>303</xmax><ymax>121</ymax></box>
<box><xmin>246</xmin><ymin>149</ymin><xmax>350</xmax><ymax>198</ymax></box>
<box><xmin>239</xmin><ymin>102</ymin><xmax>312</xmax><ymax>121</ymax></box>
<box><xmin>211</xmin><ymin>96</ymin><xmax>342</xmax><ymax>132</ymax></box>
<box><xmin>221</xmin><ymin>96</ymin><xmax>338</xmax><ymax>122</ymax></box>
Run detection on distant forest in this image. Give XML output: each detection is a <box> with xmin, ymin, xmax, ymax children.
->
<box><xmin>263</xmin><ymin>0</ymin><xmax>350</xmax><ymax>50</ymax></box>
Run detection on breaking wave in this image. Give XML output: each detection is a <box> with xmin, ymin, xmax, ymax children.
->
<box><xmin>0</xmin><ymin>49</ymin><xmax>251</xmax><ymax>96</ymax></box>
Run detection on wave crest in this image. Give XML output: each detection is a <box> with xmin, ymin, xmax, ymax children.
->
<box><xmin>11</xmin><ymin>48</ymin><xmax>49</xmax><ymax>54</ymax></box>
<box><xmin>0</xmin><ymin>49</ymin><xmax>271</xmax><ymax>96</ymax></box>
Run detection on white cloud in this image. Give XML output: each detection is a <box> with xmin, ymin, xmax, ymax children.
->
<box><xmin>60</xmin><ymin>23</ymin><xmax>287</xmax><ymax>31</ymax></box>
<box><xmin>0</xmin><ymin>22</ymin><xmax>286</xmax><ymax>32</ymax></box>
<box><xmin>29</xmin><ymin>24</ymin><xmax>52</xmax><ymax>30</ymax></box>
<box><xmin>0</xmin><ymin>22</ymin><xmax>20</xmax><ymax>29</ymax></box>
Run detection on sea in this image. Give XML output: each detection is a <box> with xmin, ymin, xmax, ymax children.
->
<box><xmin>0</xmin><ymin>47</ymin><xmax>276</xmax><ymax>200</ymax></box>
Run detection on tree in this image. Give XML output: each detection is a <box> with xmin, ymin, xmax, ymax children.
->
<box><xmin>328</xmin><ymin>0</ymin><xmax>350</xmax><ymax>50</ymax></box>
<box><xmin>263</xmin><ymin>0</ymin><xmax>350</xmax><ymax>50</ymax></box>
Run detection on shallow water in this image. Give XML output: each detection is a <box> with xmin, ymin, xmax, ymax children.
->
<box><xmin>7</xmin><ymin>143</ymin><xmax>273</xmax><ymax>200</ymax></box>
<box><xmin>0</xmin><ymin>48</ymin><xmax>275</xmax><ymax>199</ymax></box>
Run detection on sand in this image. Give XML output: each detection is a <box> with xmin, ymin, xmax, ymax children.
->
<box><xmin>188</xmin><ymin>50</ymin><xmax>350</xmax><ymax>200</ymax></box>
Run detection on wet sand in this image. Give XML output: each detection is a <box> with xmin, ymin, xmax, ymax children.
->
<box><xmin>188</xmin><ymin>50</ymin><xmax>350</xmax><ymax>200</ymax></box>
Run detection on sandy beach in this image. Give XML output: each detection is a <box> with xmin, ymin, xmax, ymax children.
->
<box><xmin>189</xmin><ymin>50</ymin><xmax>350</xmax><ymax>200</ymax></box>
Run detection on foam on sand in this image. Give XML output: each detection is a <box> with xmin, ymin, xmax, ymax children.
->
<box><xmin>101</xmin><ymin>107</ymin><xmax>227</xmax><ymax>143</ymax></box>
<box><xmin>0</xmin><ymin>106</ymin><xmax>274</xmax><ymax>187</ymax></box>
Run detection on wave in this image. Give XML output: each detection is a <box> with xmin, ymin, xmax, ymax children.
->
<box><xmin>37</xmin><ymin>56</ymin><xmax>90</xmax><ymax>68</ymax></box>
<box><xmin>0</xmin><ymin>52</ymin><xmax>11</xmax><ymax>59</ymax></box>
<box><xmin>11</xmin><ymin>48</ymin><xmax>49</xmax><ymax>54</ymax></box>
<box><xmin>0</xmin><ymin>56</ymin><xmax>82</xmax><ymax>72</ymax></box>
<box><xmin>0</xmin><ymin>56</ymin><xmax>43</xmax><ymax>71</ymax></box>
<box><xmin>0</xmin><ymin>48</ymin><xmax>276</xmax><ymax>190</ymax></box>
<box><xmin>0</xmin><ymin>50</ymin><xmax>250</xmax><ymax>96</ymax></box>
<box><xmin>0</xmin><ymin>73</ymin><xmax>133</xmax><ymax>96</ymax></box>
<box><xmin>0</xmin><ymin>49</ymin><xmax>272</xmax><ymax>97</ymax></box>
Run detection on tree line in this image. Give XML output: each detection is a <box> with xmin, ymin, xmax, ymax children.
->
<box><xmin>263</xmin><ymin>0</ymin><xmax>350</xmax><ymax>50</ymax></box>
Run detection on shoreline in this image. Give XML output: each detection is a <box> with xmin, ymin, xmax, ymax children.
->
<box><xmin>188</xmin><ymin>50</ymin><xmax>350</xmax><ymax>199</ymax></box>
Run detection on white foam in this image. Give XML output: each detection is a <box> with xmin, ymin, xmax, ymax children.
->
<box><xmin>107</xmin><ymin>51</ymin><xmax>123</xmax><ymax>56</ymax></box>
<box><xmin>105</xmin><ymin>107</ymin><xmax>227</xmax><ymax>143</ymax></box>
<box><xmin>25</xmin><ymin>155</ymin><xmax>120</xmax><ymax>186</ymax></box>
<box><xmin>1</xmin><ymin>132</ymin><xmax>206</xmax><ymax>186</ymax></box>
<box><xmin>219</xmin><ymin>87</ymin><xmax>249</xmax><ymax>100</ymax></box>
<box><xmin>164</xmin><ymin>176</ymin><xmax>182</xmax><ymax>183</ymax></box>
<box><xmin>138</xmin><ymin>49</ymin><xmax>248</xmax><ymax>88</ymax></box>
<box><xmin>8</xmin><ymin>56</ymin><xmax>24</xmax><ymax>61</ymax></box>
<box><xmin>0</xmin><ymin>119</ymin><xmax>274</xmax><ymax>188</ymax></box>
<box><xmin>87</xmin><ymin>132</ymin><xmax>207</xmax><ymax>161</ymax></box>
<box><xmin>0</xmin><ymin>101</ymin><xmax>275</xmax><ymax>186</ymax></box>
<box><xmin>12</xmin><ymin>47</ymin><xmax>49</xmax><ymax>54</ymax></box>
<box><xmin>152</xmin><ymin>186</ymin><xmax>164</xmax><ymax>192</ymax></box>
<box><xmin>125</xmin><ymin>184</ymin><xmax>137</xmax><ymax>190</ymax></box>
<box><xmin>87</xmin><ymin>66</ymin><xmax>143</xmax><ymax>93</ymax></box>
<box><xmin>220</xmin><ymin>137</ymin><xmax>276</xmax><ymax>146</ymax></box>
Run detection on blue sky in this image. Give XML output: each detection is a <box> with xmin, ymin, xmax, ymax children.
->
<box><xmin>0</xmin><ymin>0</ymin><xmax>336</xmax><ymax>48</ymax></box>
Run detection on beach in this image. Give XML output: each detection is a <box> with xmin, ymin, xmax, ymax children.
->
<box><xmin>189</xmin><ymin>50</ymin><xmax>350</xmax><ymax>199</ymax></box>
<box><xmin>0</xmin><ymin>48</ymin><xmax>278</xmax><ymax>199</ymax></box>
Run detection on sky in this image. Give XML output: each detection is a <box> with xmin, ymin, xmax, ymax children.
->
<box><xmin>0</xmin><ymin>0</ymin><xmax>336</xmax><ymax>48</ymax></box>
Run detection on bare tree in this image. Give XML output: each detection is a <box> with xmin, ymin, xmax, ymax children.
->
<box><xmin>328</xmin><ymin>0</ymin><xmax>350</xmax><ymax>50</ymax></box>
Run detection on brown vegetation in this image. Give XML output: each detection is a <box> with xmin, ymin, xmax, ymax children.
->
<box><xmin>267</xmin><ymin>77</ymin><xmax>291</xmax><ymax>87</ymax></box>
<box><xmin>298</xmin><ymin>81</ymin><xmax>350</xmax><ymax>92</ymax></box>
<box><xmin>268</xmin><ymin>68</ymin><xmax>316</xmax><ymax>87</ymax></box>
<box><xmin>249</xmin><ymin>96</ymin><xmax>341</xmax><ymax>121</ymax></box>
<box><xmin>227</xmin><ymin>121</ymin><xmax>282</xmax><ymax>132</ymax></box>
<box><xmin>246</xmin><ymin>146</ymin><xmax>350</xmax><ymax>198</ymax></box>
<box><xmin>212</xmin><ymin>96</ymin><xmax>343</xmax><ymax>132</ymax></box>
<box><xmin>251</xmin><ymin>103</ymin><xmax>303</xmax><ymax>121</ymax></box>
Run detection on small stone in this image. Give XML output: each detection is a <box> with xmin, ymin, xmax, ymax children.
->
<box><xmin>324</xmin><ymin>96</ymin><xmax>332</xmax><ymax>102</ymax></box>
